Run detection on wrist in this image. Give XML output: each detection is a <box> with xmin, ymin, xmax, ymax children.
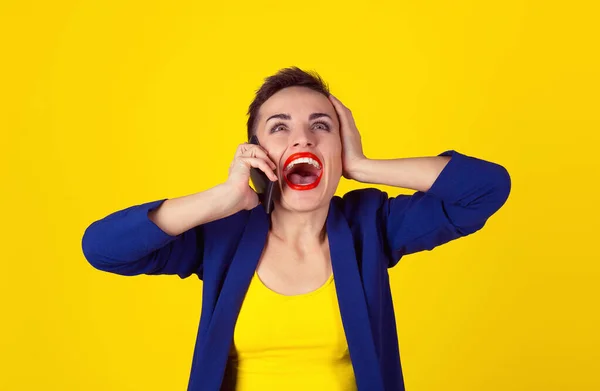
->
<box><xmin>344</xmin><ymin>157</ymin><xmax>370</xmax><ymax>182</ymax></box>
<box><xmin>212</xmin><ymin>183</ymin><xmax>245</xmax><ymax>214</ymax></box>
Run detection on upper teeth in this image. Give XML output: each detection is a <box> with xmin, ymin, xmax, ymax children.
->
<box><xmin>286</xmin><ymin>157</ymin><xmax>321</xmax><ymax>171</ymax></box>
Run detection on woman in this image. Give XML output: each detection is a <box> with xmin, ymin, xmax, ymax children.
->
<box><xmin>82</xmin><ymin>67</ymin><xmax>511</xmax><ymax>391</ymax></box>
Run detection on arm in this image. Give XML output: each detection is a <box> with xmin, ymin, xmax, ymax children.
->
<box><xmin>81</xmin><ymin>184</ymin><xmax>240</xmax><ymax>279</ymax></box>
<box><xmin>81</xmin><ymin>141</ymin><xmax>279</xmax><ymax>278</ymax></box>
<box><xmin>346</xmin><ymin>155</ymin><xmax>451</xmax><ymax>192</ymax></box>
<box><xmin>377</xmin><ymin>150</ymin><xmax>511</xmax><ymax>265</ymax></box>
<box><xmin>147</xmin><ymin>183</ymin><xmax>241</xmax><ymax>236</ymax></box>
<box><xmin>329</xmin><ymin>95</ymin><xmax>511</xmax><ymax>266</ymax></box>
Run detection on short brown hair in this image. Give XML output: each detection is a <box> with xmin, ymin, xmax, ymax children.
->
<box><xmin>246</xmin><ymin>67</ymin><xmax>330</xmax><ymax>140</ymax></box>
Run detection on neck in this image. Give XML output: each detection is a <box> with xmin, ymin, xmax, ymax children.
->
<box><xmin>269</xmin><ymin>203</ymin><xmax>329</xmax><ymax>246</ymax></box>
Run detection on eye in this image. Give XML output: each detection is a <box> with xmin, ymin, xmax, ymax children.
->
<box><xmin>270</xmin><ymin>122</ymin><xmax>288</xmax><ymax>133</ymax></box>
<box><xmin>312</xmin><ymin>121</ymin><xmax>330</xmax><ymax>131</ymax></box>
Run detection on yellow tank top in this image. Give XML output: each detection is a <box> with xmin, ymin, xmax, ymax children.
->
<box><xmin>221</xmin><ymin>270</ymin><xmax>357</xmax><ymax>391</ymax></box>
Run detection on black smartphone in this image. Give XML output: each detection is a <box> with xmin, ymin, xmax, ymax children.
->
<box><xmin>248</xmin><ymin>135</ymin><xmax>276</xmax><ymax>214</ymax></box>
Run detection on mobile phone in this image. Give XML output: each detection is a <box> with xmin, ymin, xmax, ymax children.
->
<box><xmin>248</xmin><ymin>135</ymin><xmax>276</xmax><ymax>214</ymax></box>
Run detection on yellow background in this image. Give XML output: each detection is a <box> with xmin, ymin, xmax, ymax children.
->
<box><xmin>1</xmin><ymin>1</ymin><xmax>598</xmax><ymax>390</ymax></box>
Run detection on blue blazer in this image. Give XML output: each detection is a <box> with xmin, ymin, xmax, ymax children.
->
<box><xmin>82</xmin><ymin>150</ymin><xmax>511</xmax><ymax>391</ymax></box>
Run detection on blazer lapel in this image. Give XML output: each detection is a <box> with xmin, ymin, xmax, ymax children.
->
<box><xmin>327</xmin><ymin>199</ymin><xmax>385</xmax><ymax>391</ymax></box>
<box><xmin>193</xmin><ymin>205</ymin><xmax>269</xmax><ymax>391</ymax></box>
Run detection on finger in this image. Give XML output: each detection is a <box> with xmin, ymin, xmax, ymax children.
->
<box><xmin>240</xmin><ymin>146</ymin><xmax>277</xmax><ymax>170</ymax></box>
<box><xmin>235</xmin><ymin>142</ymin><xmax>268</xmax><ymax>158</ymax></box>
<box><xmin>240</xmin><ymin>157</ymin><xmax>278</xmax><ymax>181</ymax></box>
<box><xmin>328</xmin><ymin>94</ymin><xmax>348</xmax><ymax>111</ymax></box>
<box><xmin>328</xmin><ymin>95</ymin><xmax>353</xmax><ymax>131</ymax></box>
<box><xmin>235</xmin><ymin>144</ymin><xmax>276</xmax><ymax>169</ymax></box>
<box><xmin>328</xmin><ymin>95</ymin><xmax>344</xmax><ymax>129</ymax></box>
<box><xmin>235</xmin><ymin>142</ymin><xmax>259</xmax><ymax>158</ymax></box>
<box><xmin>328</xmin><ymin>93</ymin><xmax>340</xmax><ymax>104</ymax></box>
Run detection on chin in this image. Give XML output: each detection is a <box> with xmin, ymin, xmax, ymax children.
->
<box><xmin>278</xmin><ymin>187</ymin><xmax>332</xmax><ymax>213</ymax></box>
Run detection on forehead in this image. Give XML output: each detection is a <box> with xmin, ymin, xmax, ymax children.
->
<box><xmin>258</xmin><ymin>86</ymin><xmax>334</xmax><ymax>119</ymax></box>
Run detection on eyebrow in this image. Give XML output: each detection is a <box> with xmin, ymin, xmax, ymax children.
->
<box><xmin>265</xmin><ymin>112</ymin><xmax>332</xmax><ymax>123</ymax></box>
<box><xmin>265</xmin><ymin>113</ymin><xmax>291</xmax><ymax>123</ymax></box>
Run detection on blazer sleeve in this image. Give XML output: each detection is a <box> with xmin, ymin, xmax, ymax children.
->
<box><xmin>81</xmin><ymin>199</ymin><xmax>204</xmax><ymax>279</ymax></box>
<box><xmin>381</xmin><ymin>150</ymin><xmax>511</xmax><ymax>267</ymax></box>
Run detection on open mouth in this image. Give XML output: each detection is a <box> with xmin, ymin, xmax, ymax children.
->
<box><xmin>283</xmin><ymin>152</ymin><xmax>323</xmax><ymax>190</ymax></box>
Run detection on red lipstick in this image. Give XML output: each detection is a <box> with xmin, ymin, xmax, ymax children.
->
<box><xmin>283</xmin><ymin>152</ymin><xmax>323</xmax><ymax>191</ymax></box>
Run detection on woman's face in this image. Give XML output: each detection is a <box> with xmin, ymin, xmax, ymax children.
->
<box><xmin>255</xmin><ymin>86</ymin><xmax>342</xmax><ymax>213</ymax></box>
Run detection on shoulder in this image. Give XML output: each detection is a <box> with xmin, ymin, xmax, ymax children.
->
<box><xmin>332</xmin><ymin>187</ymin><xmax>389</xmax><ymax>223</ymax></box>
<box><xmin>205</xmin><ymin>208</ymin><xmax>251</xmax><ymax>230</ymax></box>
<box><xmin>202</xmin><ymin>209</ymin><xmax>251</xmax><ymax>249</ymax></box>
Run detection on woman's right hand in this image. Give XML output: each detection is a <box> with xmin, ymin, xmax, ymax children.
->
<box><xmin>226</xmin><ymin>142</ymin><xmax>278</xmax><ymax>211</ymax></box>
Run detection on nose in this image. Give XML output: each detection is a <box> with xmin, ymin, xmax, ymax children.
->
<box><xmin>291</xmin><ymin>127</ymin><xmax>316</xmax><ymax>148</ymax></box>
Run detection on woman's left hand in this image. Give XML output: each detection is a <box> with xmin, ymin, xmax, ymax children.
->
<box><xmin>328</xmin><ymin>94</ymin><xmax>367</xmax><ymax>180</ymax></box>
